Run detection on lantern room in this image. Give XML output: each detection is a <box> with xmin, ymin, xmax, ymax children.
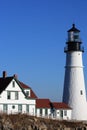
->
<box><xmin>64</xmin><ymin>24</ymin><xmax>84</xmax><ymax>52</ymax></box>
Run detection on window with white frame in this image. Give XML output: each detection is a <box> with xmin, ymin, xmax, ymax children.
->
<box><xmin>26</xmin><ymin>105</ymin><xmax>29</xmax><ymax>113</ymax></box>
<box><xmin>3</xmin><ymin>104</ymin><xmax>7</xmax><ymax>112</ymax></box>
<box><xmin>18</xmin><ymin>104</ymin><xmax>22</xmax><ymax>112</ymax></box>
<box><xmin>45</xmin><ymin>108</ymin><xmax>48</xmax><ymax>115</ymax></box>
<box><xmin>7</xmin><ymin>91</ymin><xmax>19</xmax><ymax>100</ymax></box>
<box><xmin>40</xmin><ymin>109</ymin><xmax>42</xmax><ymax>115</ymax></box>
<box><xmin>64</xmin><ymin>110</ymin><xmax>67</xmax><ymax>116</ymax></box>
<box><xmin>26</xmin><ymin>91</ymin><xmax>29</xmax><ymax>97</ymax></box>
<box><xmin>15</xmin><ymin>91</ymin><xmax>18</xmax><ymax>100</ymax></box>
<box><xmin>12</xmin><ymin>81</ymin><xmax>15</xmax><ymax>87</ymax></box>
<box><xmin>7</xmin><ymin>91</ymin><xmax>11</xmax><ymax>99</ymax></box>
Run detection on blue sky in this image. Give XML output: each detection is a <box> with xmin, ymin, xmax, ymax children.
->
<box><xmin>0</xmin><ymin>0</ymin><xmax>87</xmax><ymax>101</ymax></box>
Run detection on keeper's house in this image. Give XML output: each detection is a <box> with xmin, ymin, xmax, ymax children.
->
<box><xmin>0</xmin><ymin>71</ymin><xmax>72</xmax><ymax>120</ymax></box>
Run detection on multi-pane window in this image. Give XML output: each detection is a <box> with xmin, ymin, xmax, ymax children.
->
<box><xmin>7</xmin><ymin>91</ymin><xmax>19</xmax><ymax>100</ymax></box>
<box><xmin>26</xmin><ymin>91</ymin><xmax>29</xmax><ymax>97</ymax></box>
<box><xmin>18</xmin><ymin>104</ymin><xmax>22</xmax><ymax>112</ymax></box>
<box><xmin>15</xmin><ymin>91</ymin><xmax>18</xmax><ymax>100</ymax></box>
<box><xmin>7</xmin><ymin>91</ymin><xmax>11</xmax><ymax>99</ymax></box>
<box><xmin>26</xmin><ymin>105</ymin><xmax>29</xmax><ymax>113</ymax></box>
<box><xmin>74</xmin><ymin>35</ymin><xmax>79</xmax><ymax>41</ymax></box>
<box><xmin>60</xmin><ymin>110</ymin><xmax>63</xmax><ymax>118</ymax></box>
<box><xmin>3</xmin><ymin>104</ymin><xmax>7</xmax><ymax>112</ymax></box>
<box><xmin>45</xmin><ymin>109</ymin><xmax>48</xmax><ymax>115</ymax></box>
<box><xmin>40</xmin><ymin>109</ymin><xmax>42</xmax><ymax>115</ymax></box>
<box><xmin>64</xmin><ymin>110</ymin><xmax>67</xmax><ymax>116</ymax></box>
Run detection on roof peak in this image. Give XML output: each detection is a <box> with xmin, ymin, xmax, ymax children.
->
<box><xmin>68</xmin><ymin>24</ymin><xmax>80</xmax><ymax>32</ymax></box>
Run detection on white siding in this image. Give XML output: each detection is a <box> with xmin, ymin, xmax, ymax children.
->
<box><xmin>36</xmin><ymin>108</ymin><xmax>51</xmax><ymax>117</ymax></box>
<box><xmin>24</xmin><ymin>89</ymin><xmax>30</xmax><ymax>97</ymax></box>
<box><xmin>0</xmin><ymin>79</ymin><xmax>36</xmax><ymax>115</ymax></box>
<box><xmin>0</xmin><ymin>78</ymin><xmax>72</xmax><ymax>120</ymax></box>
<box><xmin>53</xmin><ymin>109</ymin><xmax>72</xmax><ymax>120</ymax></box>
<box><xmin>63</xmin><ymin>51</ymin><xmax>87</xmax><ymax>120</ymax></box>
<box><xmin>63</xmin><ymin>110</ymin><xmax>72</xmax><ymax>120</ymax></box>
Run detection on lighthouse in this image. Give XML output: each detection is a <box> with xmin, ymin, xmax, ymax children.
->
<box><xmin>63</xmin><ymin>24</ymin><xmax>87</xmax><ymax>120</ymax></box>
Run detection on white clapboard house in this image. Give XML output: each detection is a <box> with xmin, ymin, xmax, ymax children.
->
<box><xmin>0</xmin><ymin>71</ymin><xmax>37</xmax><ymax>115</ymax></box>
<box><xmin>0</xmin><ymin>71</ymin><xmax>72</xmax><ymax>120</ymax></box>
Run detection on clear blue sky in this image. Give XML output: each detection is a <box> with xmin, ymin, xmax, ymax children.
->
<box><xmin>0</xmin><ymin>0</ymin><xmax>87</xmax><ymax>101</ymax></box>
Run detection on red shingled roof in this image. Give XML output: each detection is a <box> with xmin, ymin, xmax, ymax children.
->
<box><xmin>52</xmin><ymin>102</ymin><xmax>72</xmax><ymax>109</ymax></box>
<box><xmin>30</xmin><ymin>89</ymin><xmax>38</xmax><ymax>99</ymax></box>
<box><xmin>36</xmin><ymin>99</ymin><xmax>51</xmax><ymax>108</ymax></box>
<box><xmin>19</xmin><ymin>81</ymin><xmax>31</xmax><ymax>89</ymax></box>
<box><xmin>19</xmin><ymin>81</ymin><xmax>38</xmax><ymax>99</ymax></box>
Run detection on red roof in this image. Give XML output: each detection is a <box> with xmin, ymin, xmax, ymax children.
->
<box><xmin>52</xmin><ymin>102</ymin><xmax>72</xmax><ymax>109</ymax></box>
<box><xmin>30</xmin><ymin>89</ymin><xmax>38</xmax><ymax>99</ymax></box>
<box><xmin>36</xmin><ymin>99</ymin><xmax>51</xmax><ymax>108</ymax></box>
<box><xmin>19</xmin><ymin>81</ymin><xmax>31</xmax><ymax>89</ymax></box>
<box><xmin>19</xmin><ymin>81</ymin><xmax>38</xmax><ymax>99</ymax></box>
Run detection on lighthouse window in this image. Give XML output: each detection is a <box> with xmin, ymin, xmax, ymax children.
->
<box><xmin>80</xmin><ymin>90</ymin><xmax>83</xmax><ymax>95</ymax></box>
<box><xmin>74</xmin><ymin>35</ymin><xmax>78</xmax><ymax>39</ymax></box>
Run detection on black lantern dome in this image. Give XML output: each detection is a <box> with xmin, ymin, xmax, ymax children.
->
<box><xmin>64</xmin><ymin>24</ymin><xmax>84</xmax><ymax>52</ymax></box>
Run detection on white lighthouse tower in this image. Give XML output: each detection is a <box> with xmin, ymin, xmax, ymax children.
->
<box><xmin>63</xmin><ymin>24</ymin><xmax>87</xmax><ymax>120</ymax></box>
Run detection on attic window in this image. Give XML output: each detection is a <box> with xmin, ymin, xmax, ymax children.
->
<box><xmin>13</xmin><ymin>81</ymin><xmax>15</xmax><ymax>87</ymax></box>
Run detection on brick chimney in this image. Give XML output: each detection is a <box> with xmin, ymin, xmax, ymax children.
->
<box><xmin>3</xmin><ymin>71</ymin><xmax>7</xmax><ymax>78</ymax></box>
<box><xmin>13</xmin><ymin>74</ymin><xmax>18</xmax><ymax>79</ymax></box>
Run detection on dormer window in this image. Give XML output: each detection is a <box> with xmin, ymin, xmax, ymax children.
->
<box><xmin>24</xmin><ymin>90</ymin><xmax>30</xmax><ymax>97</ymax></box>
<box><xmin>26</xmin><ymin>91</ymin><xmax>29</xmax><ymax>97</ymax></box>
